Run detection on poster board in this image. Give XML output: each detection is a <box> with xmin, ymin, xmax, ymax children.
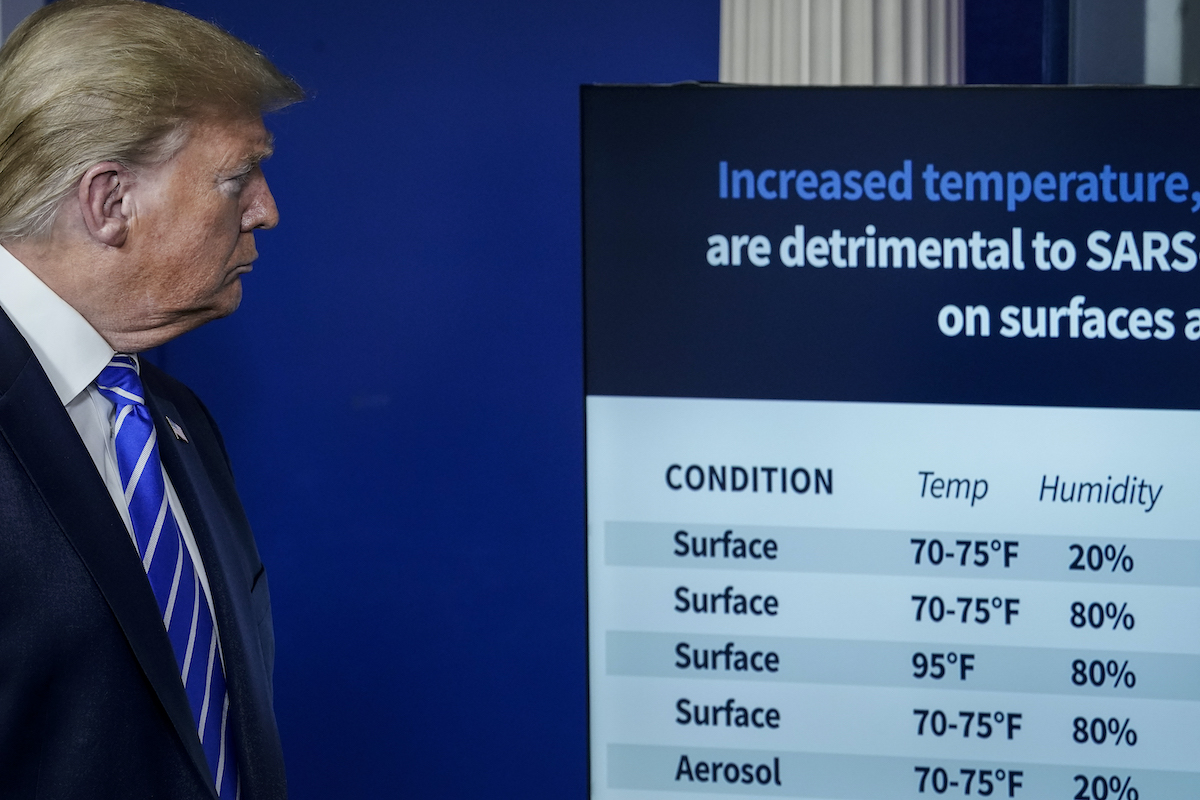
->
<box><xmin>584</xmin><ymin>85</ymin><xmax>1200</xmax><ymax>799</ymax></box>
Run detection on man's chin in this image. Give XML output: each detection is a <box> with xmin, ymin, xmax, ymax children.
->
<box><xmin>215</xmin><ymin>279</ymin><xmax>244</xmax><ymax>317</ymax></box>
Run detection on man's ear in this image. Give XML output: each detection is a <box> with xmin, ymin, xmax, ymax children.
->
<box><xmin>78</xmin><ymin>162</ymin><xmax>135</xmax><ymax>247</ymax></box>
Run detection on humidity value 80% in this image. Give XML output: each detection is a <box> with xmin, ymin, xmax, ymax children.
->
<box><xmin>1072</xmin><ymin>659</ymin><xmax>1136</xmax><ymax>689</ymax></box>
<box><xmin>1071</xmin><ymin>602</ymin><xmax>1135</xmax><ymax>630</ymax></box>
<box><xmin>1074</xmin><ymin>717</ymin><xmax>1137</xmax><ymax>747</ymax></box>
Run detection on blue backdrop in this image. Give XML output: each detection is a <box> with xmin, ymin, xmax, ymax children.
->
<box><xmin>152</xmin><ymin>1</ymin><xmax>717</xmax><ymax>796</ymax></box>
<box><xmin>142</xmin><ymin>1</ymin><xmax>1048</xmax><ymax>795</ymax></box>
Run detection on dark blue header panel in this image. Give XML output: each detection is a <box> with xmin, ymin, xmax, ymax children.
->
<box><xmin>583</xmin><ymin>84</ymin><xmax>1200</xmax><ymax>409</ymax></box>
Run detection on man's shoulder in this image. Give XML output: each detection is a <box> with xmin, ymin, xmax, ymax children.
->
<box><xmin>139</xmin><ymin>359</ymin><xmax>233</xmax><ymax>467</ymax></box>
<box><xmin>0</xmin><ymin>303</ymin><xmax>35</xmax><ymax>394</ymax></box>
<box><xmin>139</xmin><ymin>359</ymin><xmax>196</xmax><ymax>403</ymax></box>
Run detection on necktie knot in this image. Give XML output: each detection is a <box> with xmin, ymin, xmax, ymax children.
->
<box><xmin>96</xmin><ymin>354</ymin><xmax>145</xmax><ymax>408</ymax></box>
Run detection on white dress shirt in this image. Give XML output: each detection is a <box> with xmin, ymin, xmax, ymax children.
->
<box><xmin>0</xmin><ymin>244</ymin><xmax>218</xmax><ymax>623</ymax></box>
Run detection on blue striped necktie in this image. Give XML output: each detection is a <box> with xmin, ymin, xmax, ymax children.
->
<box><xmin>96</xmin><ymin>355</ymin><xmax>238</xmax><ymax>797</ymax></box>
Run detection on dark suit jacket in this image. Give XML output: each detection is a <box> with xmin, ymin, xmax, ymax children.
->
<box><xmin>0</xmin><ymin>308</ymin><xmax>285</xmax><ymax>799</ymax></box>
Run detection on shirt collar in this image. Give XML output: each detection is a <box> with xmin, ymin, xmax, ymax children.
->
<box><xmin>0</xmin><ymin>244</ymin><xmax>116</xmax><ymax>406</ymax></box>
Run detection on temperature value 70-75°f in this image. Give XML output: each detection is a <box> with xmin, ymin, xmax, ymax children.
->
<box><xmin>911</xmin><ymin>539</ymin><xmax>1019</xmax><ymax>568</ymax></box>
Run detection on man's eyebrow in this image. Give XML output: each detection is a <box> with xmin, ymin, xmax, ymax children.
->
<box><xmin>237</xmin><ymin>133</ymin><xmax>276</xmax><ymax>170</ymax></box>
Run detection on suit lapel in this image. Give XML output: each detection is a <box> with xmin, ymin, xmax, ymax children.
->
<box><xmin>0</xmin><ymin>313</ymin><xmax>215</xmax><ymax>795</ymax></box>
<box><xmin>150</xmin><ymin>390</ymin><xmax>284</xmax><ymax>799</ymax></box>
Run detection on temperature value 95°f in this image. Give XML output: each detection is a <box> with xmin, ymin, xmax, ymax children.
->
<box><xmin>914</xmin><ymin>652</ymin><xmax>975</xmax><ymax>680</ymax></box>
<box><xmin>911</xmin><ymin>538</ymin><xmax>1018</xmax><ymax>568</ymax></box>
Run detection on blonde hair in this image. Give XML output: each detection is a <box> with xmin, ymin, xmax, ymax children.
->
<box><xmin>0</xmin><ymin>0</ymin><xmax>304</xmax><ymax>240</ymax></box>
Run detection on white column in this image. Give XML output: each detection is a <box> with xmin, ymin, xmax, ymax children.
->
<box><xmin>719</xmin><ymin>0</ymin><xmax>963</xmax><ymax>86</ymax></box>
<box><xmin>874</xmin><ymin>0</ymin><xmax>904</xmax><ymax>85</ymax></box>
<box><xmin>1145</xmin><ymin>0</ymin><xmax>1183</xmax><ymax>84</ymax></box>
<box><xmin>1069</xmin><ymin>0</ymin><xmax>1191</xmax><ymax>85</ymax></box>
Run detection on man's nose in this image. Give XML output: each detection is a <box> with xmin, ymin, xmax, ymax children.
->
<box><xmin>243</xmin><ymin>172</ymin><xmax>279</xmax><ymax>231</ymax></box>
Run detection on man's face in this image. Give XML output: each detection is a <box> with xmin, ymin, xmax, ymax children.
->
<box><xmin>120</xmin><ymin>115</ymin><xmax>278</xmax><ymax>339</ymax></box>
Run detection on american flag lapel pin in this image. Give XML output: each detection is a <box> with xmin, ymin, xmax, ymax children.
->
<box><xmin>165</xmin><ymin>416</ymin><xmax>189</xmax><ymax>443</ymax></box>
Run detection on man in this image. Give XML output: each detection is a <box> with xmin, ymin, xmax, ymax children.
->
<box><xmin>0</xmin><ymin>2</ymin><xmax>302</xmax><ymax>797</ymax></box>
